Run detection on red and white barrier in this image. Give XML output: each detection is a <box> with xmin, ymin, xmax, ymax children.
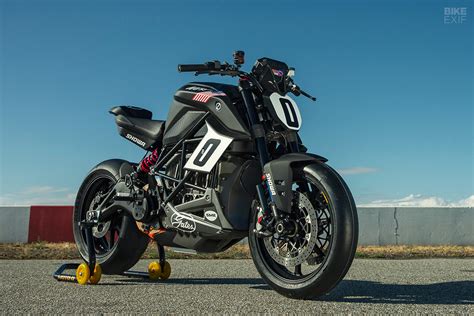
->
<box><xmin>0</xmin><ymin>206</ymin><xmax>74</xmax><ymax>243</ymax></box>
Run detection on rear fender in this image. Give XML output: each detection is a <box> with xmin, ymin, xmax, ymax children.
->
<box><xmin>263</xmin><ymin>153</ymin><xmax>327</xmax><ymax>213</ymax></box>
<box><xmin>89</xmin><ymin>159</ymin><xmax>135</xmax><ymax>179</ymax></box>
<box><xmin>87</xmin><ymin>159</ymin><xmax>140</xmax><ymax>222</ymax></box>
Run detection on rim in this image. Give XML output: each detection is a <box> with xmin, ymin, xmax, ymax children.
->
<box><xmin>79</xmin><ymin>175</ymin><xmax>123</xmax><ymax>258</ymax></box>
<box><xmin>255</xmin><ymin>175</ymin><xmax>334</xmax><ymax>283</ymax></box>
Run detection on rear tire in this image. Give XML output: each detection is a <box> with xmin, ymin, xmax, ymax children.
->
<box><xmin>73</xmin><ymin>167</ymin><xmax>149</xmax><ymax>274</ymax></box>
<box><xmin>249</xmin><ymin>162</ymin><xmax>358</xmax><ymax>299</ymax></box>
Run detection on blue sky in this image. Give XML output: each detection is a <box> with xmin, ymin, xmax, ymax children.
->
<box><xmin>0</xmin><ymin>0</ymin><xmax>472</xmax><ymax>206</ymax></box>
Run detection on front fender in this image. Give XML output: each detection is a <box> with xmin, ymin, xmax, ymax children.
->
<box><xmin>263</xmin><ymin>153</ymin><xmax>327</xmax><ymax>213</ymax></box>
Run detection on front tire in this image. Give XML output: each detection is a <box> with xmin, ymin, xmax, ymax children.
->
<box><xmin>73</xmin><ymin>167</ymin><xmax>149</xmax><ymax>274</ymax></box>
<box><xmin>249</xmin><ymin>162</ymin><xmax>358</xmax><ymax>299</ymax></box>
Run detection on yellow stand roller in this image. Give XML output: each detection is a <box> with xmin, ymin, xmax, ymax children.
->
<box><xmin>75</xmin><ymin>263</ymin><xmax>102</xmax><ymax>285</ymax></box>
<box><xmin>148</xmin><ymin>261</ymin><xmax>171</xmax><ymax>280</ymax></box>
<box><xmin>148</xmin><ymin>261</ymin><xmax>162</xmax><ymax>280</ymax></box>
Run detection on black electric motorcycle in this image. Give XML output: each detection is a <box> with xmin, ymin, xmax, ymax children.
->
<box><xmin>72</xmin><ymin>51</ymin><xmax>358</xmax><ymax>299</ymax></box>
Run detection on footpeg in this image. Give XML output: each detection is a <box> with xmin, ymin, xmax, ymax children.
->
<box><xmin>115</xmin><ymin>192</ymin><xmax>134</xmax><ymax>201</ymax></box>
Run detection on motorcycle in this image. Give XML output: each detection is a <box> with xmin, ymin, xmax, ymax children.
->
<box><xmin>72</xmin><ymin>51</ymin><xmax>358</xmax><ymax>299</ymax></box>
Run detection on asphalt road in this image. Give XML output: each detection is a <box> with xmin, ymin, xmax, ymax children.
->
<box><xmin>0</xmin><ymin>259</ymin><xmax>473</xmax><ymax>314</ymax></box>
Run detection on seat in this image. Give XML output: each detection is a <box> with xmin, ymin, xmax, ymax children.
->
<box><xmin>120</xmin><ymin>116</ymin><xmax>165</xmax><ymax>141</ymax></box>
<box><xmin>110</xmin><ymin>106</ymin><xmax>165</xmax><ymax>149</ymax></box>
<box><xmin>109</xmin><ymin>106</ymin><xmax>153</xmax><ymax>119</ymax></box>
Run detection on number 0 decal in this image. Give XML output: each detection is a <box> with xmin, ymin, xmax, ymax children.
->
<box><xmin>184</xmin><ymin>123</ymin><xmax>233</xmax><ymax>173</ymax></box>
<box><xmin>193</xmin><ymin>139</ymin><xmax>221</xmax><ymax>167</ymax></box>
<box><xmin>269</xmin><ymin>93</ymin><xmax>302</xmax><ymax>130</ymax></box>
<box><xmin>279</xmin><ymin>98</ymin><xmax>299</xmax><ymax>128</ymax></box>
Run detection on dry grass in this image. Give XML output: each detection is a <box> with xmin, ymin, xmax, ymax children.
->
<box><xmin>1</xmin><ymin>242</ymin><xmax>473</xmax><ymax>260</ymax></box>
<box><xmin>0</xmin><ymin>242</ymin><xmax>80</xmax><ymax>260</ymax></box>
<box><xmin>356</xmin><ymin>245</ymin><xmax>474</xmax><ymax>259</ymax></box>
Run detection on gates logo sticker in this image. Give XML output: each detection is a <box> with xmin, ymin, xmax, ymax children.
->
<box><xmin>170</xmin><ymin>213</ymin><xmax>196</xmax><ymax>232</ymax></box>
<box><xmin>204</xmin><ymin>210</ymin><xmax>218</xmax><ymax>222</ymax></box>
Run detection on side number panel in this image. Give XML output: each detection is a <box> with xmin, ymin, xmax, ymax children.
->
<box><xmin>269</xmin><ymin>93</ymin><xmax>302</xmax><ymax>130</ymax></box>
<box><xmin>184</xmin><ymin>122</ymin><xmax>233</xmax><ymax>173</ymax></box>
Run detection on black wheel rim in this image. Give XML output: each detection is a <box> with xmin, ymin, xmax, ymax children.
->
<box><xmin>255</xmin><ymin>175</ymin><xmax>335</xmax><ymax>283</ymax></box>
<box><xmin>79</xmin><ymin>175</ymin><xmax>124</xmax><ymax>258</ymax></box>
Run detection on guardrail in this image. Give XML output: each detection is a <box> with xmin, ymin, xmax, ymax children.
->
<box><xmin>0</xmin><ymin>206</ymin><xmax>472</xmax><ymax>245</ymax></box>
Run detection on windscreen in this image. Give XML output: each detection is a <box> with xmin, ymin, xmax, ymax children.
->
<box><xmin>252</xmin><ymin>58</ymin><xmax>289</xmax><ymax>95</ymax></box>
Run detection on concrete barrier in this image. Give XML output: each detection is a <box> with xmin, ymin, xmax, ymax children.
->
<box><xmin>0</xmin><ymin>206</ymin><xmax>473</xmax><ymax>245</ymax></box>
<box><xmin>366</xmin><ymin>207</ymin><xmax>473</xmax><ymax>246</ymax></box>
<box><xmin>0</xmin><ymin>206</ymin><xmax>31</xmax><ymax>243</ymax></box>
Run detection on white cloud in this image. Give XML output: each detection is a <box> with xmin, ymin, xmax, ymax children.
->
<box><xmin>360</xmin><ymin>194</ymin><xmax>474</xmax><ymax>207</ymax></box>
<box><xmin>338</xmin><ymin>167</ymin><xmax>378</xmax><ymax>175</ymax></box>
<box><xmin>0</xmin><ymin>186</ymin><xmax>75</xmax><ymax>206</ymax></box>
<box><xmin>21</xmin><ymin>186</ymin><xmax>69</xmax><ymax>195</ymax></box>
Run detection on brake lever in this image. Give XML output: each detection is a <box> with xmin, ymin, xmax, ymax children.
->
<box><xmin>300</xmin><ymin>90</ymin><xmax>317</xmax><ymax>101</ymax></box>
<box><xmin>194</xmin><ymin>70</ymin><xmax>242</xmax><ymax>77</ymax></box>
<box><xmin>290</xmin><ymin>84</ymin><xmax>317</xmax><ymax>101</ymax></box>
<box><xmin>194</xmin><ymin>70</ymin><xmax>220</xmax><ymax>76</ymax></box>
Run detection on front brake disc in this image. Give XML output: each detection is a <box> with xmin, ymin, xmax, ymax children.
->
<box><xmin>263</xmin><ymin>192</ymin><xmax>318</xmax><ymax>267</ymax></box>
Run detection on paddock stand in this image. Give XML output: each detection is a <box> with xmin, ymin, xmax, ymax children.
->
<box><xmin>53</xmin><ymin>220</ymin><xmax>171</xmax><ymax>285</ymax></box>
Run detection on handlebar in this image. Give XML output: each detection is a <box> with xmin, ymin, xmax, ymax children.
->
<box><xmin>178</xmin><ymin>61</ymin><xmax>227</xmax><ymax>73</ymax></box>
<box><xmin>178</xmin><ymin>63</ymin><xmax>214</xmax><ymax>72</ymax></box>
<box><xmin>177</xmin><ymin>59</ymin><xmax>315</xmax><ymax>100</ymax></box>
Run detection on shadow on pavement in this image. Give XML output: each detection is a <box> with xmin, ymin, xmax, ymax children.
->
<box><xmin>114</xmin><ymin>277</ymin><xmax>266</xmax><ymax>286</ymax></box>
<box><xmin>111</xmin><ymin>277</ymin><xmax>473</xmax><ymax>305</ymax></box>
<box><xmin>328</xmin><ymin>280</ymin><xmax>473</xmax><ymax>305</ymax></box>
<box><xmin>278</xmin><ymin>280</ymin><xmax>473</xmax><ymax>305</ymax></box>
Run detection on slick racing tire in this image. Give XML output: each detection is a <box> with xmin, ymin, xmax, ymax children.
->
<box><xmin>249</xmin><ymin>162</ymin><xmax>358</xmax><ymax>299</ymax></box>
<box><xmin>73</xmin><ymin>166</ymin><xmax>149</xmax><ymax>275</ymax></box>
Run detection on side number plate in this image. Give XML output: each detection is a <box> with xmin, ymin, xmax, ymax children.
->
<box><xmin>184</xmin><ymin>123</ymin><xmax>233</xmax><ymax>173</ymax></box>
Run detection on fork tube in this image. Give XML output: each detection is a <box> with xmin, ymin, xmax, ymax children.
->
<box><xmin>239</xmin><ymin>79</ymin><xmax>269</xmax><ymax>167</ymax></box>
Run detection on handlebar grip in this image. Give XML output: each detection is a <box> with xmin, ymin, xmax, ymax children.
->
<box><xmin>177</xmin><ymin>64</ymin><xmax>211</xmax><ymax>72</ymax></box>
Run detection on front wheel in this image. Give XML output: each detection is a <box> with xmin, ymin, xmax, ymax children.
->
<box><xmin>248</xmin><ymin>162</ymin><xmax>358</xmax><ymax>299</ymax></box>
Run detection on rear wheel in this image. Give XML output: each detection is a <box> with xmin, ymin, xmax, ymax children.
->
<box><xmin>73</xmin><ymin>168</ymin><xmax>149</xmax><ymax>274</ymax></box>
<box><xmin>249</xmin><ymin>162</ymin><xmax>358</xmax><ymax>299</ymax></box>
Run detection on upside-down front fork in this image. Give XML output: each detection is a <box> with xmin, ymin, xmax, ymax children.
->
<box><xmin>254</xmin><ymin>181</ymin><xmax>279</xmax><ymax>238</ymax></box>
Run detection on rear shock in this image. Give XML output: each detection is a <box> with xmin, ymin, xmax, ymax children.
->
<box><xmin>139</xmin><ymin>148</ymin><xmax>160</xmax><ymax>173</ymax></box>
